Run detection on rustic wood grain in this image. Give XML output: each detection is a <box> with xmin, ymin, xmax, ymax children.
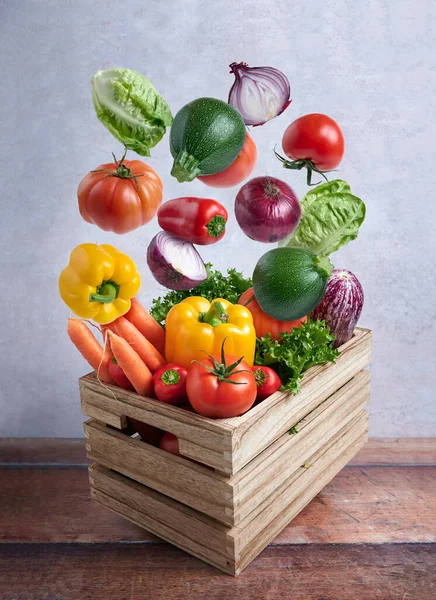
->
<box><xmin>84</xmin><ymin>373</ymin><xmax>369</xmax><ymax>526</ymax></box>
<box><xmin>1</xmin><ymin>543</ymin><xmax>434</xmax><ymax>600</ymax></box>
<box><xmin>80</xmin><ymin>328</ymin><xmax>372</xmax><ymax>474</ymax></box>
<box><xmin>89</xmin><ymin>414</ymin><xmax>368</xmax><ymax>574</ymax></box>
<box><xmin>2</xmin><ymin>463</ymin><xmax>435</xmax><ymax>545</ymax></box>
<box><xmin>2</xmin><ymin>436</ymin><xmax>435</xmax><ymax>467</ymax></box>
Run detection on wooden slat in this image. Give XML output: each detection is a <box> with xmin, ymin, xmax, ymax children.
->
<box><xmin>228</xmin><ymin>329</ymin><xmax>372</xmax><ymax>472</ymax></box>
<box><xmin>2</xmin><ymin>464</ymin><xmax>435</xmax><ymax>545</ymax></box>
<box><xmin>350</xmin><ymin>437</ymin><xmax>436</xmax><ymax>465</ymax></box>
<box><xmin>80</xmin><ymin>374</ymin><xmax>234</xmax><ymax>472</ymax></box>
<box><xmin>231</xmin><ymin>372</ymin><xmax>369</xmax><ymax>521</ymax></box>
<box><xmin>2</xmin><ymin>435</ymin><xmax>436</xmax><ymax>467</ymax></box>
<box><xmin>84</xmin><ymin>372</ymin><xmax>369</xmax><ymax>525</ymax></box>
<box><xmin>85</xmin><ymin>420</ymin><xmax>234</xmax><ymax>525</ymax></box>
<box><xmin>80</xmin><ymin>328</ymin><xmax>371</xmax><ymax>474</ymax></box>
<box><xmin>90</xmin><ymin>413</ymin><xmax>367</xmax><ymax>575</ymax></box>
<box><xmin>2</xmin><ymin>543</ymin><xmax>433</xmax><ymax>600</ymax></box>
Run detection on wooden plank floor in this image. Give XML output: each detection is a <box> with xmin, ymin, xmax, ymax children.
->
<box><xmin>1</xmin><ymin>438</ymin><xmax>436</xmax><ymax>599</ymax></box>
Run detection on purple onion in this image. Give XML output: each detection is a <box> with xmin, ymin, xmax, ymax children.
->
<box><xmin>228</xmin><ymin>62</ymin><xmax>291</xmax><ymax>126</ymax></box>
<box><xmin>311</xmin><ymin>269</ymin><xmax>364</xmax><ymax>348</ymax></box>
<box><xmin>146</xmin><ymin>231</ymin><xmax>208</xmax><ymax>291</ymax></box>
<box><xmin>235</xmin><ymin>176</ymin><xmax>301</xmax><ymax>243</ymax></box>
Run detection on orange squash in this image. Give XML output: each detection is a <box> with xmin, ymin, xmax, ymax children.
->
<box><xmin>238</xmin><ymin>288</ymin><xmax>307</xmax><ymax>340</ymax></box>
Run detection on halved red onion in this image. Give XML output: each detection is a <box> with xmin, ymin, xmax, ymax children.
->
<box><xmin>235</xmin><ymin>176</ymin><xmax>301</xmax><ymax>243</ymax></box>
<box><xmin>228</xmin><ymin>62</ymin><xmax>291</xmax><ymax>127</ymax></box>
<box><xmin>146</xmin><ymin>231</ymin><xmax>208</xmax><ymax>291</ymax></box>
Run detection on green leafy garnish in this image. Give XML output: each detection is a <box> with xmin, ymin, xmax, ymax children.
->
<box><xmin>254</xmin><ymin>320</ymin><xmax>340</xmax><ymax>394</ymax></box>
<box><xmin>92</xmin><ymin>68</ymin><xmax>173</xmax><ymax>156</ymax></box>
<box><xmin>289</xmin><ymin>425</ymin><xmax>298</xmax><ymax>435</ymax></box>
<box><xmin>150</xmin><ymin>264</ymin><xmax>252</xmax><ymax>324</ymax></box>
<box><xmin>279</xmin><ymin>179</ymin><xmax>366</xmax><ymax>257</ymax></box>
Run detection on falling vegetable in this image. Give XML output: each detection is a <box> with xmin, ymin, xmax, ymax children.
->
<box><xmin>279</xmin><ymin>179</ymin><xmax>366</xmax><ymax>257</ymax></box>
<box><xmin>59</xmin><ymin>243</ymin><xmax>141</xmax><ymax>324</ymax></box>
<box><xmin>252</xmin><ymin>247</ymin><xmax>333</xmax><ymax>321</ymax></box>
<box><xmin>170</xmin><ymin>97</ymin><xmax>246</xmax><ymax>182</ymax></box>
<box><xmin>228</xmin><ymin>62</ymin><xmax>291</xmax><ymax>126</ymax></box>
<box><xmin>91</xmin><ymin>67</ymin><xmax>173</xmax><ymax>156</ymax></box>
<box><xmin>147</xmin><ymin>231</ymin><xmax>208</xmax><ymax>291</ymax></box>
<box><xmin>275</xmin><ymin>114</ymin><xmax>345</xmax><ymax>185</ymax></box>
<box><xmin>158</xmin><ymin>197</ymin><xmax>228</xmax><ymax>245</ymax></box>
<box><xmin>234</xmin><ymin>176</ymin><xmax>301</xmax><ymax>243</ymax></box>
<box><xmin>311</xmin><ymin>269</ymin><xmax>364</xmax><ymax>348</ymax></box>
<box><xmin>198</xmin><ymin>133</ymin><xmax>257</xmax><ymax>188</ymax></box>
<box><xmin>77</xmin><ymin>150</ymin><xmax>163</xmax><ymax>234</ymax></box>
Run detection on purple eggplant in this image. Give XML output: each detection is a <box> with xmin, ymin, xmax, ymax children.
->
<box><xmin>311</xmin><ymin>269</ymin><xmax>364</xmax><ymax>348</ymax></box>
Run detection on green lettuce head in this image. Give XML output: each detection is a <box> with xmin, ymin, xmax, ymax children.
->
<box><xmin>92</xmin><ymin>68</ymin><xmax>173</xmax><ymax>156</ymax></box>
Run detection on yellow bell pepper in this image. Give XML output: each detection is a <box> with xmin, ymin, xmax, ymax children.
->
<box><xmin>165</xmin><ymin>297</ymin><xmax>256</xmax><ymax>369</ymax></box>
<box><xmin>59</xmin><ymin>243</ymin><xmax>141</xmax><ymax>324</ymax></box>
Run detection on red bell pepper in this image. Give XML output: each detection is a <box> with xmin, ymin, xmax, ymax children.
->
<box><xmin>157</xmin><ymin>197</ymin><xmax>228</xmax><ymax>245</ymax></box>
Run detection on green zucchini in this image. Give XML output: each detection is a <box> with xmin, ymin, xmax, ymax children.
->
<box><xmin>170</xmin><ymin>97</ymin><xmax>246</xmax><ymax>182</ymax></box>
<box><xmin>253</xmin><ymin>247</ymin><xmax>333</xmax><ymax>320</ymax></box>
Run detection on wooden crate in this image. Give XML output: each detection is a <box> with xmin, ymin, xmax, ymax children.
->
<box><xmin>81</xmin><ymin>327</ymin><xmax>372</xmax><ymax>575</ymax></box>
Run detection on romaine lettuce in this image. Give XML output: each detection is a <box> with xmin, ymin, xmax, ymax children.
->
<box><xmin>92</xmin><ymin>68</ymin><xmax>173</xmax><ymax>156</ymax></box>
<box><xmin>279</xmin><ymin>179</ymin><xmax>366</xmax><ymax>257</ymax></box>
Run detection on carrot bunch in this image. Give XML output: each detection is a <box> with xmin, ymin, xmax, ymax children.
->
<box><xmin>67</xmin><ymin>298</ymin><xmax>166</xmax><ymax>397</ymax></box>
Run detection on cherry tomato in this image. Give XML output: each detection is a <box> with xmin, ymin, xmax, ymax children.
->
<box><xmin>78</xmin><ymin>151</ymin><xmax>163</xmax><ymax>234</ymax></box>
<box><xmin>282</xmin><ymin>114</ymin><xmax>344</xmax><ymax>171</ymax></box>
<box><xmin>153</xmin><ymin>364</ymin><xmax>188</xmax><ymax>405</ymax></box>
<box><xmin>159</xmin><ymin>432</ymin><xmax>180</xmax><ymax>456</ymax></box>
<box><xmin>186</xmin><ymin>353</ymin><xmax>257</xmax><ymax>418</ymax></box>
<box><xmin>108</xmin><ymin>359</ymin><xmax>133</xmax><ymax>390</ymax></box>
<box><xmin>197</xmin><ymin>133</ymin><xmax>257</xmax><ymax>188</ymax></box>
<box><xmin>252</xmin><ymin>366</ymin><xmax>281</xmax><ymax>401</ymax></box>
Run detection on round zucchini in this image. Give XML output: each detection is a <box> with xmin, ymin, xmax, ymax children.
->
<box><xmin>252</xmin><ymin>247</ymin><xmax>333</xmax><ymax>321</ymax></box>
<box><xmin>170</xmin><ymin>97</ymin><xmax>246</xmax><ymax>182</ymax></box>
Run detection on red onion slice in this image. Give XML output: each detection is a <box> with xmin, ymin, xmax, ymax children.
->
<box><xmin>147</xmin><ymin>231</ymin><xmax>208</xmax><ymax>291</ymax></box>
<box><xmin>228</xmin><ymin>62</ymin><xmax>291</xmax><ymax>126</ymax></box>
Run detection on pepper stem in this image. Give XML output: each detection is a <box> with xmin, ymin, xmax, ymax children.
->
<box><xmin>160</xmin><ymin>369</ymin><xmax>181</xmax><ymax>386</ymax></box>
<box><xmin>207</xmin><ymin>216</ymin><xmax>226</xmax><ymax>239</ymax></box>
<box><xmin>200</xmin><ymin>302</ymin><xmax>229</xmax><ymax>327</ymax></box>
<box><xmin>89</xmin><ymin>280</ymin><xmax>120</xmax><ymax>304</ymax></box>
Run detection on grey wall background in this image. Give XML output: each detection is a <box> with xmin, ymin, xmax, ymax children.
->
<box><xmin>1</xmin><ymin>0</ymin><xmax>435</xmax><ymax>438</ymax></box>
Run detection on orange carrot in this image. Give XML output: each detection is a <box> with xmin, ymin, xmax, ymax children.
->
<box><xmin>67</xmin><ymin>318</ymin><xmax>112</xmax><ymax>383</ymax></box>
<box><xmin>111</xmin><ymin>316</ymin><xmax>166</xmax><ymax>374</ymax></box>
<box><xmin>125</xmin><ymin>298</ymin><xmax>166</xmax><ymax>356</ymax></box>
<box><xmin>107</xmin><ymin>330</ymin><xmax>153</xmax><ymax>396</ymax></box>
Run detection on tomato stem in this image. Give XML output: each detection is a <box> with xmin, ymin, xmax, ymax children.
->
<box><xmin>274</xmin><ymin>149</ymin><xmax>336</xmax><ymax>186</ymax></box>
<box><xmin>192</xmin><ymin>338</ymin><xmax>250</xmax><ymax>384</ymax></box>
<box><xmin>91</xmin><ymin>148</ymin><xmax>145</xmax><ymax>191</ymax></box>
<box><xmin>161</xmin><ymin>369</ymin><xmax>181</xmax><ymax>386</ymax></box>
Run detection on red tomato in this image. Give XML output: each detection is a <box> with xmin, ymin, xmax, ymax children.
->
<box><xmin>159</xmin><ymin>432</ymin><xmax>180</xmax><ymax>456</ymax></box>
<box><xmin>197</xmin><ymin>133</ymin><xmax>257</xmax><ymax>188</ymax></box>
<box><xmin>129</xmin><ymin>419</ymin><xmax>164</xmax><ymax>447</ymax></box>
<box><xmin>153</xmin><ymin>364</ymin><xmax>188</xmax><ymax>405</ymax></box>
<box><xmin>282</xmin><ymin>114</ymin><xmax>344</xmax><ymax>171</ymax></box>
<box><xmin>78</xmin><ymin>153</ymin><xmax>163</xmax><ymax>234</ymax></box>
<box><xmin>108</xmin><ymin>359</ymin><xmax>133</xmax><ymax>390</ymax></box>
<box><xmin>186</xmin><ymin>354</ymin><xmax>257</xmax><ymax>418</ymax></box>
<box><xmin>157</xmin><ymin>197</ymin><xmax>228</xmax><ymax>245</ymax></box>
<box><xmin>252</xmin><ymin>366</ymin><xmax>281</xmax><ymax>401</ymax></box>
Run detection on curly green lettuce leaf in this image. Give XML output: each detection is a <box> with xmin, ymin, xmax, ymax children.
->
<box><xmin>92</xmin><ymin>68</ymin><xmax>173</xmax><ymax>156</ymax></box>
<box><xmin>150</xmin><ymin>264</ymin><xmax>252</xmax><ymax>324</ymax></box>
<box><xmin>255</xmin><ymin>320</ymin><xmax>340</xmax><ymax>394</ymax></box>
<box><xmin>279</xmin><ymin>180</ymin><xmax>365</xmax><ymax>257</ymax></box>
